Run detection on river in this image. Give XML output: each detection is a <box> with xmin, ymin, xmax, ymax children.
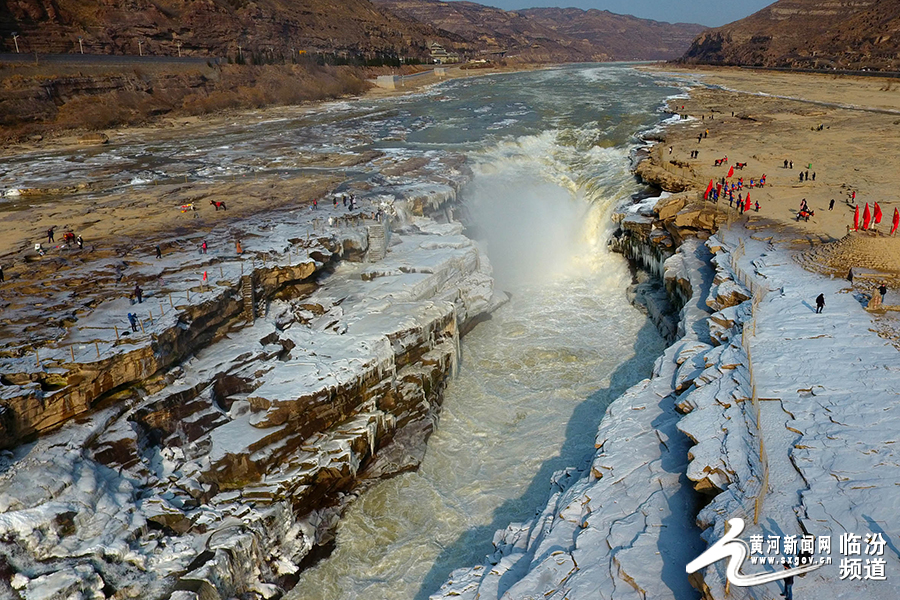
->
<box><xmin>0</xmin><ymin>63</ymin><xmax>682</xmax><ymax>599</ymax></box>
<box><xmin>284</xmin><ymin>64</ymin><xmax>682</xmax><ymax>599</ymax></box>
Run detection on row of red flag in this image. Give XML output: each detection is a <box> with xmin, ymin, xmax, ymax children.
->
<box><xmin>854</xmin><ymin>202</ymin><xmax>900</xmax><ymax>234</ymax></box>
<box><xmin>705</xmin><ymin>177</ymin><xmax>752</xmax><ymax>210</ymax></box>
<box><xmin>704</xmin><ymin>176</ymin><xmax>897</xmax><ymax>234</ymax></box>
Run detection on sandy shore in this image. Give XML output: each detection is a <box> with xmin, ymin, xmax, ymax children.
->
<box><xmin>643</xmin><ymin>65</ymin><xmax>900</xmax><ymax>276</ymax></box>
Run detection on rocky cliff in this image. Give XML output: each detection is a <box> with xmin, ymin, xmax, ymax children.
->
<box><xmin>1</xmin><ymin>0</ymin><xmax>705</xmax><ymax>63</ymax></box>
<box><xmin>680</xmin><ymin>0</ymin><xmax>900</xmax><ymax>71</ymax></box>
<box><xmin>0</xmin><ymin>163</ymin><xmax>506</xmax><ymax>599</ymax></box>
<box><xmin>0</xmin><ymin>0</ymin><xmax>457</xmax><ymax>60</ymax></box>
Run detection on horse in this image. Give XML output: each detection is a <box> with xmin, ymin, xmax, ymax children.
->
<box><xmin>210</xmin><ymin>200</ymin><xmax>227</xmax><ymax>211</ymax></box>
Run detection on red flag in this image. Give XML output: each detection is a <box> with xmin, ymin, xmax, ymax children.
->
<box><xmin>892</xmin><ymin>208</ymin><xmax>899</xmax><ymax>236</ymax></box>
<box><xmin>727</xmin><ymin>165</ymin><xmax>734</xmax><ymax>178</ymax></box>
<box><xmin>744</xmin><ymin>193</ymin><xmax>751</xmax><ymax>212</ymax></box>
<box><xmin>203</xmin><ymin>270</ymin><xmax>208</xmax><ymax>282</ymax></box>
<box><xmin>854</xmin><ymin>205</ymin><xmax>860</xmax><ymax>231</ymax></box>
<box><xmin>863</xmin><ymin>203</ymin><xmax>871</xmax><ymax>230</ymax></box>
<box><xmin>704</xmin><ymin>179</ymin><xmax>713</xmax><ymax>200</ymax></box>
<box><xmin>874</xmin><ymin>202</ymin><xmax>883</xmax><ymax>224</ymax></box>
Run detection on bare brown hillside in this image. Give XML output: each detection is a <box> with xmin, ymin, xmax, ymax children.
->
<box><xmin>374</xmin><ymin>0</ymin><xmax>706</xmax><ymax>62</ymax></box>
<box><xmin>0</xmin><ymin>0</ymin><xmax>459</xmax><ymax>60</ymax></box>
<box><xmin>680</xmin><ymin>0</ymin><xmax>900</xmax><ymax>71</ymax></box>
<box><xmin>522</xmin><ymin>7</ymin><xmax>707</xmax><ymax>61</ymax></box>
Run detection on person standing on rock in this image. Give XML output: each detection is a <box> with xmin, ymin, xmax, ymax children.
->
<box><xmin>134</xmin><ymin>284</ymin><xmax>143</xmax><ymax>304</ymax></box>
<box><xmin>875</xmin><ymin>283</ymin><xmax>889</xmax><ymax>308</ymax></box>
<box><xmin>0</xmin><ymin>265</ymin><xmax>4</xmax><ymax>282</ymax></box>
<box><xmin>236</xmin><ymin>240</ymin><xmax>243</xmax><ymax>255</ymax></box>
<box><xmin>790</xmin><ymin>160</ymin><xmax>793</xmax><ymax>169</ymax></box>
<box><xmin>47</xmin><ymin>227</ymin><xmax>55</xmax><ymax>243</ymax></box>
<box><xmin>156</xmin><ymin>245</ymin><xmax>162</xmax><ymax>259</ymax></box>
<box><xmin>829</xmin><ymin>199</ymin><xmax>835</xmax><ymax>211</ymax></box>
<box><xmin>815</xmin><ymin>293</ymin><xmax>825</xmax><ymax>313</ymax></box>
<box><xmin>128</xmin><ymin>313</ymin><xmax>138</xmax><ymax>333</ymax></box>
<box><xmin>781</xmin><ymin>562</ymin><xmax>794</xmax><ymax>600</ymax></box>
<box><xmin>200</xmin><ymin>241</ymin><xmax>208</xmax><ymax>255</ymax></box>
<box><xmin>76</xmin><ymin>235</ymin><xmax>83</xmax><ymax>249</ymax></box>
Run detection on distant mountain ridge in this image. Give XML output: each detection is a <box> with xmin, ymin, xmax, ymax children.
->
<box><xmin>680</xmin><ymin>0</ymin><xmax>900</xmax><ymax>71</ymax></box>
<box><xmin>0</xmin><ymin>0</ymin><xmax>706</xmax><ymax>63</ymax></box>
<box><xmin>521</xmin><ymin>7</ymin><xmax>708</xmax><ymax>61</ymax></box>
<box><xmin>374</xmin><ymin>0</ymin><xmax>707</xmax><ymax>62</ymax></box>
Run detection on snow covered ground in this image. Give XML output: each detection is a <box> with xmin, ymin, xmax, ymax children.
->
<box><xmin>431</xmin><ymin>224</ymin><xmax>900</xmax><ymax>599</ymax></box>
<box><xmin>0</xmin><ymin>176</ymin><xmax>505</xmax><ymax>598</ymax></box>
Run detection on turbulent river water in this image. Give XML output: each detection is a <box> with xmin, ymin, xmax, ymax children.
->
<box><xmin>2</xmin><ymin>63</ymin><xmax>683</xmax><ymax>598</ymax></box>
<box><xmin>285</xmin><ymin>65</ymin><xmax>683</xmax><ymax>599</ymax></box>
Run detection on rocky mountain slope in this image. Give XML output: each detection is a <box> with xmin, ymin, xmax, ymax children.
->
<box><xmin>375</xmin><ymin>0</ymin><xmax>706</xmax><ymax>62</ymax></box>
<box><xmin>680</xmin><ymin>0</ymin><xmax>900</xmax><ymax>71</ymax></box>
<box><xmin>0</xmin><ymin>0</ymin><xmax>459</xmax><ymax>60</ymax></box>
<box><xmin>522</xmin><ymin>7</ymin><xmax>707</xmax><ymax>61</ymax></box>
<box><xmin>1</xmin><ymin>0</ymin><xmax>705</xmax><ymax>63</ymax></box>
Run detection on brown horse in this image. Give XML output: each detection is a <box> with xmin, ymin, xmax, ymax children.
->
<box><xmin>210</xmin><ymin>200</ymin><xmax>227</xmax><ymax>211</ymax></box>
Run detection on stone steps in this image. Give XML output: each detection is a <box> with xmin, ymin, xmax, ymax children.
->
<box><xmin>240</xmin><ymin>275</ymin><xmax>255</xmax><ymax>322</ymax></box>
<box><xmin>366</xmin><ymin>223</ymin><xmax>387</xmax><ymax>262</ymax></box>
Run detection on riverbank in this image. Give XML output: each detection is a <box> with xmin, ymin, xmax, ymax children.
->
<box><xmin>0</xmin><ymin>156</ymin><xmax>506</xmax><ymax>598</ymax></box>
<box><xmin>0</xmin><ymin>64</ymin><xmax>516</xmax><ymax>596</ymax></box>
<box><xmin>430</xmin><ymin>66</ymin><xmax>900</xmax><ymax>599</ymax></box>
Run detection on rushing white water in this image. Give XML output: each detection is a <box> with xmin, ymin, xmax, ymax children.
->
<box><xmin>287</xmin><ymin>66</ymin><xmax>678</xmax><ymax>599</ymax></box>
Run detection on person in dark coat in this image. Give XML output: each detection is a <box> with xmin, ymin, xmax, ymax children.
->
<box><xmin>134</xmin><ymin>284</ymin><xmax>143</xmax><ymax>304</ymax></box>
<box><xmin>815</xmin><ymin>293</ymin><xmax>825</xmax><ymax>313</ymax></box>
<box><xmin>47</xmin><ymin>227</ymin><xmax>55</xmax><ymax>243</ymax></box>
<box><xmin>128</xmin><ymin>313</ymin><xmax>138</xmax><ymax>332</ymax></box>
<box><xmin>155</xmin><ymin>245</ymin><xmax>162</xmax><ymax>259</ymax></box>
<box><xmin>781</xmin><ymin>562</ymin><xmax>794</xmax><ymax>600</ymax></box>
<box><xmin>0</xmin><ymin>265</ymin><xmax>4</xmax><ymax>282</ymax></box>
<box><xmin>829</xmin><ymin>199</ymin><xmax>835</xmax><ymax>211</ymax></box>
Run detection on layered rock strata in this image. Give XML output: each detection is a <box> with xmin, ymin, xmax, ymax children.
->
<box><xmin>0</xmin><ymin>187</ymin><xmax>504</xmax><ymax>599</ymax></box>
<box><xmin>428</xmin><ymin>221</ymin><xmax>784</xmax><ymax>599</ymax></box>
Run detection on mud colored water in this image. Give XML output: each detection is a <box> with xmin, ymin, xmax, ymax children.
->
<box><xmin>284</xmin><ymin>65</ymin><xmax>681</xmax><ymax>599</ymax></box>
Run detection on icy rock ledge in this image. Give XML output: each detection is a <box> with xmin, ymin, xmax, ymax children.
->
<box><xmin>434</xmin><ymin>229</ymin><xmax>900</xmax><ymax>600</ymax></box>
<box><xmin>430</xmin><ymin>238</ymin><xmax>717</xmax><ymax>600</ymax></box>
<box><xmin>0</xmin><ymin>208</ymin><xmax>503</xmax><ymax>600</ymax></box>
